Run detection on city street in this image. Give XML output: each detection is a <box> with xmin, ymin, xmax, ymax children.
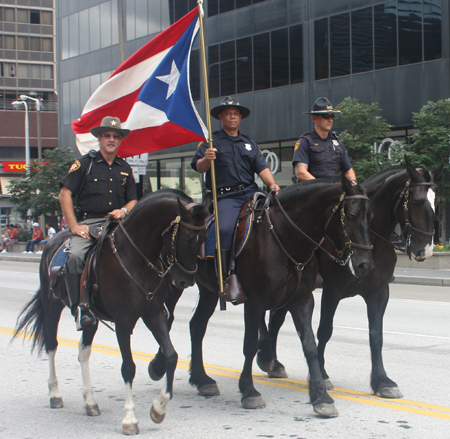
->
<box><xmin>1</xmin><ymin>260</ymin><xmax>449</xmax><ymax>439</ymax></box>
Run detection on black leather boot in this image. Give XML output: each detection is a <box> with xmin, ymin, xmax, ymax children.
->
<box><xmin>221</xmin><ymin>250</ymin><xmax>247</xmax><ymax>305</ymax></box>
<box><xmin>65</xmin><ymin>273</ymin><xmax>96</xmax><ymax>331</ymax></box>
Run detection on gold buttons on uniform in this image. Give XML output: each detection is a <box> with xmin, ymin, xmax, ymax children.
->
<box><xmin>109</xmin><ymin>202</ymin><xmax>112</xmax><ymax>205</ymax></box>
<box><xmin>110</xmin><ymin>178</ymin><xmax>113</xmax><ymax>181</ymax></box>
<box><xmin>109</xmin><ymin>190</ymin><xmax>112</xmax><ymax>193</ymax></box>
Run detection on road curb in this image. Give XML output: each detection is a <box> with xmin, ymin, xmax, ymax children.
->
<box><xmin>392</xmin><ymin>276</ymin><xmax>450</xmax><ymax>287</ymax></box>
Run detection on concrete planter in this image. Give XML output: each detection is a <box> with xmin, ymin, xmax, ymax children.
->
<box><xmin>395</xmin><ymin>251</ymin><xmax>450</xmax><ymax>269</ymax></box>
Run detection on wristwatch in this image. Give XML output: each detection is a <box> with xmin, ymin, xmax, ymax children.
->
<box><xmin>121</xmin><ymin>207</ymin><xmax>129</xmax><ymax>216</ymax></box>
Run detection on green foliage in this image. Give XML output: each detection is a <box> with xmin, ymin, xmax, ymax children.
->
<box><xmin>404</xmin><ymin>99</ymin><xmax>450</xmax><ymax>200</ymax></box>
<box><xmin>334</xmin><ymin>97</ymin><xmax>397</xmax><ymax>181</ymax></box>
<box><xmin>17</xmin><ymin>227</ymin><xmax>32</xmax><ymax>242</ymax></box>
<box><xmin>7</xmin><ymin>147</ymin><xmax>76</xmax><ymax>219</ymax></box>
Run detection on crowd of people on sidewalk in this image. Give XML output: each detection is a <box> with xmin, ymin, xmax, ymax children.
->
<box><xmin>1</xmin><ymin>219</ymin><xmax>63</xmax><ymax>255</ymax></box>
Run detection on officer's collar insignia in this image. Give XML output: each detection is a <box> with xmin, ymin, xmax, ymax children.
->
<box><xmin>69</xmin><ymin>160</ymin><xmax>81</xmax><ymax>172</ymax></box>
<box><xmin>245</xmin><ymin>143</ymin><xmax>252</xmax><ymax>151</ymax></box>
<box><xmin>110</xmin><ymin>120</ymin><xmax>117</xmax><ymax>126</ymax></box>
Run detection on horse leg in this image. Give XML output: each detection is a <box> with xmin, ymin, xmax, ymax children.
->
<box><xmin>364</xmin><ymin>285</ymin><xmax>402</xmax><ymax>398</ymax></box>
<box><xmin>78</xmin><ymin>324</ymin><xmax>101</xmax><ymax>416</ymax></box>
<box><xmin>290</xmin><ymin>297</ymin><xmax>338</xmax><ymax>418</ymax></box>
<box><xmin>257</xmin><ymin>308</ymin><xmax>288</xmax><ymax>378</ymax></box>
<box><xmin>189</xmin><ymin>283</ymin><xmax>220</xmax><ymax>396</ymax></box>
<box><xmin>115</xmin><ymin>324</ymin><xmax>139</xmax><ymax>435</ymax></box>
<box><xmin>148</xmin><ymin>284</ymin><xmax>183</xmax><ymax>382</ymax></box>
<box><xmin>142</xmin><ymin>311</ymin><xmax>178</xmax><ymax>424</ymax></box>
<box><xmin>45</xmin><ymin>302</ymin><xmax>65</xmax><ymax>409</ymax></box>
<box><xmin>316</xmin><ymin>286</ymin><xmax>341</xmax><ymax>390</ymax></box>
<box><xmin>240</xmin><ymin>301</ymin><xmax>266</xmax><ymax>409</ymax></box>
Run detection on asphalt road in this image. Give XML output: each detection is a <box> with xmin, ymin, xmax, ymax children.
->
<box><xmin>1</xmin><ymin>260</ymin><xmax>449</xmax><ymax>439</ymax></box>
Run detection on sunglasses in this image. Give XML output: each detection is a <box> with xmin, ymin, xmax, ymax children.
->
<box><xmin>101</xmin><ymin>133</ymin><xmax>122</xmax><ymax>139</ymax></box>
<box><xmin>319</xmin><ymin>114</ymin><xmax>335</xmax><ymax>120</ymax></box>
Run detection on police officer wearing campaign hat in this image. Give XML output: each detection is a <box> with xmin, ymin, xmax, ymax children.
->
<box><xmin>59</xmin><ymin>116</ymin><xmax>138</xmax><ymax>330</ymax></box>
<box><xmin>293</xmin><ymin>97</ymin><xmax>357</xmax><ymax>183</ymax></box>
<box><xmin>192</xmin><ymin>96</ymin><xmax>280</xmax><ymax>304</ymax></box>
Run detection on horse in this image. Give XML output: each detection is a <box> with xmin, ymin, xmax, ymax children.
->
<box><xmin>256</xmin><ymin>158</ymin><xmax>443</xmax><ymax>399</ymax></box>
<box><xmin>147</xmin><ymin>175</ymin><xmax>374</xmax><ymax>418</ymax></box>
<box><xmin>12</xmin><ymin>189</ymin><xmax>211</xmax><ymax>435</ymax></box>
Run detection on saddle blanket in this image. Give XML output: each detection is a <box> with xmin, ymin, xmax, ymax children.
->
<box><xmin>48</xmin><ymin>239</ymin><xmax>70</xmax><ymax>275</ymax></box>
<box><xmin>201</xmin><ymin>209</ymin><xmax>255</xmax><ymax>259</ymax></box>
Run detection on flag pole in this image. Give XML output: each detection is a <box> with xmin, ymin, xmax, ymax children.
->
<box><xmin>197</xmin><ymin>1</ymin><xmax>226</xmax><ymax>310</ymax></box>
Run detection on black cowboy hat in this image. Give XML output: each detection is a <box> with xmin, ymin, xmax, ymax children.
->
<box><xmin>210</xmin><ymin>96</ymin><xmax>251</xmax><ymax>120</ymax></box>
<box><xmin>304</xmin><ymin>97</ymin><xmax>342</xmax><ymax>115</ymax></box>
<box><xmin>90</xmin><ymin>116</ymin><xmax>131</xmax><ymax>138</ymax></box>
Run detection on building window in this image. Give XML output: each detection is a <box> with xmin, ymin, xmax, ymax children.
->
<box><xmin>3</xmin><ymin>8</ymin><xmax>15</xmax><ymax>22</ymax></box>
<box><xmin>4</xmin><ymin>35</ymin><xmax>15</xmax><ymax>50</ymax></box>
<box><xmin>208</xmin><ymin>25</ymin><xmax>303</xmax><ymax>98</ymax></box>
<box><xmin>351</xmin><ymin>7</ymin><xmax>373</xmax><ymax>73</ymax></box>
<box><xmin>207</xmin><ymin>0</ymin><xmax>268</xmax><ymax>17</ymax></box>
<box><xmin>314</xmin><ymin>1</ymin><xmax>442</xmax><ymax>80</ymax></box>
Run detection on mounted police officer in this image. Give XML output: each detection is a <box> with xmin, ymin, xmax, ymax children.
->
<box><xmin>59</xmin><ymin>116</ymin><xmax>138</xmax><ymax>330</ymax></box>
<box><xmin>293</xmin><ymin>97</ymin><xmax>357</xmax><ymax>183</ymax></box>
<box><xmin>191</xmin><ymin>96</ymin><xmax>280</xmax><ymax>304</ymax></box>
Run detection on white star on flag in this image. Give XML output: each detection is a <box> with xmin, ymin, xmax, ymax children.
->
<box><xmin>156</xmin><ymin>60</ymin><xmax>181</xmax><ymax>100</ymax></box>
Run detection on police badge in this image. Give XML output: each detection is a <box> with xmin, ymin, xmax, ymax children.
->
<box><xmin>245</xmin><ymin>143</ymin><xmax>252</xmax><ymax>151</ymax></box>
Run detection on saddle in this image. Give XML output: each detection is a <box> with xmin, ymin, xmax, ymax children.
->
<box><xmin>199</xmin><ymin>191</ymin><xmax>268</xmax><ymax>261</ymax></box>
<box><xmin>48</xmin><ymin>222</ymin><xmax>113</xmax><ymax>311</ymax></box>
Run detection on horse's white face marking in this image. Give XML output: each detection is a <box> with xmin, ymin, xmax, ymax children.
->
<box><xmin>427</xmin><ymin>188</ymin><xmax>436</xmax><ymax>213</ymax></box>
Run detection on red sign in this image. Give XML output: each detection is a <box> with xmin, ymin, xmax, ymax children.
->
<box><xmin>3</xmin><ymin>162</ymin><xmax>27</xmax><ymax>172</ymax></box>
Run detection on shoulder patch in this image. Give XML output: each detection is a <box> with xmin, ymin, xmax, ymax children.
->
<box><xmin>294</xmin><ymin>140</ymin><xmax>300</xmax><ymax>151</ymax></box>
<box><xmin>69</xmin><ymin>160</ymin><xmax>81</xmax><ymax>172</ymax></box>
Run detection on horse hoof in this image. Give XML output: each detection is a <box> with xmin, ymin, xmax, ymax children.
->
<box><xmin>313</xmin><ymin>403</ymin><xmax>338</xmax><ymax>418</ymax></box>
<box><xmin>256</xmin><ymin>355</ymin><xmax>274</xmax><ymax>373</ymax></box>
<box><xmin>86</xmin><ymin>404</ymin><xmax>101</xmax><ymax>416</ymax></box>
<box><xmin>198</xmin><ymin>383</ymin><xmax>220</xmax><ymax>396</ymax></box>
<box><xmin>50</xmin><ymin>397</ymin><xmax>63</xmax><ymax>409</ymax></box>
<box><xmin>148</xmin><ymin>363</ymin><xmax>164</xmax><ymax>381</ymax></box>
<box><xmin>378</xmin><ymin>387</ymin><xmax>403</xmax><ymax>399</ymax></box>
<box><xmin>150</xmin><ymin>405</ymin><xmax>166</xmax><ymax>424</ymax></box>
<box><xmin>268</xmin><ymin>367</ymin><xmax>288</xmax><ymax>379</ymax></box>
<box><xmin>242</xmin><ymin>395</ymin><xmax>266</xmax><ymax>409</ymax></box>
<box><xmin>324</xmin><ymin>379</ymin><xmax>334</xmax><ymax>390</ymax></box>
<box><xmin>123</xmin><ymin>422</ymin><xmax>139</xmax><ymax>435</ymax></box>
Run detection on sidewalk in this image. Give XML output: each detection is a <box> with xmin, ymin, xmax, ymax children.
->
<box><xmin>1</xmin><ymin>251</ymin><xmax>449</xmax><ymax>287</ymax></box>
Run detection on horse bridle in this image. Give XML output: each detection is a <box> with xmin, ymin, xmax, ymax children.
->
<box><xmin>109</xmin><ymin>216</ymin><xmax>207</xmax><ymax>300</ymax></box>
<box><xmin>264</xmin><ymin>191</ymin><xmax>373</xmax><ymax>271</ymax></box>
<box><xmin>372</xmin><ymin>180</ymin><xmax>436</xmax><ymax>252</ymax></box>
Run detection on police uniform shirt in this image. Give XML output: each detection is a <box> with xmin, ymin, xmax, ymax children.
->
<box><xmin>60</xmin><ymin>152</ymin><xmax>137</xmax><ymax>216</ymax></box>
<box><xmin>191</xmin><ymin>129</ymin><xmax>268</xmax><ymax>190</ymax></box>
<box><xmin>292</xmin><ymin>130</ymin><xmax>352</xmax><ymax>179</ymax></box>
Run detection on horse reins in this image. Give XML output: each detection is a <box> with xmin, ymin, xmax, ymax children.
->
<box><xmin>372</xmin><ymin>180</ymin><xmax>435</xmax><ymax>253</ymax></box>
<box><xmin>109</xmin><ymin>216</ymin><xmax>207</xmax><ymax>300</ymax></box>
<box><xmin>264</xmin><ymin>191</ymin><xmax>372</xmax><ymax>271</ymax></box>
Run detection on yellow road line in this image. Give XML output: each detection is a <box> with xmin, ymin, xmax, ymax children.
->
<box><xmin>2</xmin><ymin>326</ymin><xmax>449</xmax><ymax>419</ymax></box>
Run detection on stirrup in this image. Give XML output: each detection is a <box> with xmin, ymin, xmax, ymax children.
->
<box><xmin>224</xmin><ymin>274</ymin><xmax>247</xmax><ymax>305</ymax></box>
<box><xmin>76</xmin><ymin>305</ymin><xmax>97</xmax><ymax>331</ymax></box>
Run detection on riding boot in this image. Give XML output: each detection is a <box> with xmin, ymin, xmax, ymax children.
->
<box><xmin>221</xmin><ymin>250</ymin><xmax>247</xmax><ymax>305</ymax></box>
<box><xmin>65</xmin><ymin>273</ymin><xmax>96</xmax><ymax>331</ymax></box>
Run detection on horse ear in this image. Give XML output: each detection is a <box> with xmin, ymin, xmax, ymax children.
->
<box><xmin>431</xmin><ymin>159</ymin><xmax>445</xmax><ymax>182</ymax></box>
<box><xmin>177</xmin><ymin>198</ymin><xmax>190</xmax><ymax>220</ymax></box>
<box><xmin>404</xmin><ymin>155</ymin><xmax>421</xmax><ymax>183</ymax></box>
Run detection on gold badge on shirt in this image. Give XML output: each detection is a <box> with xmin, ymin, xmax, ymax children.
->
<box><xmin>69</xmin><ymin>160</ymin><xmax>81</xmax><ymax>172</ymax></box>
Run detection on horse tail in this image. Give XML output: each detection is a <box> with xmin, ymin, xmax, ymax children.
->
<box><xmin>12</xmin><ymin>288</ymin><xmax>46</xmax><ymax>355</ymax></box>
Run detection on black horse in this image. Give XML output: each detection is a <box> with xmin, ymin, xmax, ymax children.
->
<box><xmin>13</xmin><ymin>189</ymin><xmax>211</xmax><ymax>435</ymax></box>
<box><xmin>257</xmin><ymin>159</ymin><xmax>443</xmax><ymax>399</ymax></box>
<box><xmin>148</xmin><ymin>175</ymin><xmax>374</xmax><ymax>418</ymax></box>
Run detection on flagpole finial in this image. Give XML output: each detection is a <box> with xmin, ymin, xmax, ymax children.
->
<box><xmin>197</xmin><ymin>0</ymin><xmax>204</xmax><ymax>18</ymax></box>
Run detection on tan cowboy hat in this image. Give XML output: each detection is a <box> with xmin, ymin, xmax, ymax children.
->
<box><xmin>90</xmin><ymin>116</ymin><xmax>131</xmax><ymax>138</ymax></box>
<box><xmin>210</xmin><ymin>96</ymin><xmax>251</xmax><ymax>120</ymax></box>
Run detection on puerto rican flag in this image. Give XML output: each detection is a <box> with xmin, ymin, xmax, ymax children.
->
<box><xmin>72</xmin><ymin>8</ymin><xmax>207</xmax><ymax>157</ymax></box>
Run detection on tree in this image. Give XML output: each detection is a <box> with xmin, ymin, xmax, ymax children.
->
<box><xmin>334</xmin><ymin>97</ymin><xmax>397</xmax><ymax>181</ymax></box>
<box><xmin>7</xmin><ymin>147</ymin><xmax>76</xmax><ymax>219</ymax></box>
<box><xmin>405</xmin><ymin>98</ymin><xmax>450</xmax><ymax>200</ymax></box>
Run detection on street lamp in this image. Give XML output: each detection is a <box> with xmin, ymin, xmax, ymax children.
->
<box><xmin>12</xmin><ymin>99</ymin><xmax>30</xmax><ymax>176</ymax></box>
<box><xmin>19</xmin><ymin>94</ymin><xmax>42</xmax><ymax>164</ymax></box>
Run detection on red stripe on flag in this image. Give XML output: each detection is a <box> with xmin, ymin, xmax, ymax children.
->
<box><xmin>112</xmin><ymin>8</ymin><xmax>199</xmax><ymax>78</ymax></box>
<box><xmin>117</xmin><ymin>122</ymin><xmax>205</xmax><ymax>158</ymax></box>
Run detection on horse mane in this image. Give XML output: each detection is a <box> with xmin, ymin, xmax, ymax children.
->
<box><xmin>362</xmin><ymin>164</ymin><xmax>433</xmax><ymax>190</ymax></box>
<box><xmin>277</xmin><ymin>178</ymin><xmax>338</xmax><ymax>202</ymax></box>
